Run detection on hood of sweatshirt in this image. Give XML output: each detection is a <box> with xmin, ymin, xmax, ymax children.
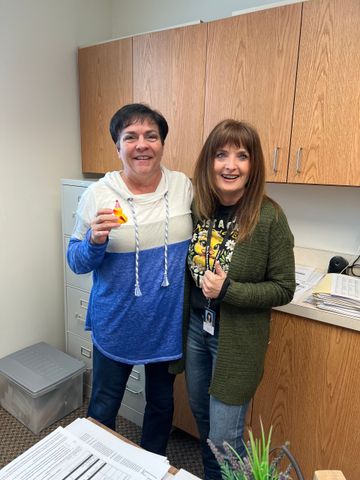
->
<box><xmin>98</xmin><ymin>168</ymin><xmax>169</xmax><ymax>204</ymax></box>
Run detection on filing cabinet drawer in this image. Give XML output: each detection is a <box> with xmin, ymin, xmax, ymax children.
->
<box><xmin>66</xmin><ymin>287</ymin><xmax>91</xmax><ymax>340</ymax></box>
<box><xmin>127</xmin><ymin>365</ymin><xmax>145</xmax><ymax>391</ymax></box>
<box><xmin>61</xmin><ymin>184</ymin><xmax>88</xmax><ymax>235</ymax></box>
<box><xmin>66</xmin><ymin>332</ymin><xmax>93</xmax><ymax>395</ymax></box>
<box><xmin>66</xmin><ymin>332</ymin><xmax>93</xmax><ymax>370</ymax></box>
<box><xmin>121</xmin><ymin>383</ymin><xmax>146</xmax><ymax>419</ymax></box>
<box><xmin>120</xmin><ymin>364</ymin><xmax>146</xmax><ymax>424</ymax></box>
<box><xmin>66</xmin><ymin>332</ymin><xmax>145</xmax><ymax>421</ymax></box>
<box><xmin>64</xmin><ymin>236</ymin><xmax>93</xmax><ymax>291</ymax></box>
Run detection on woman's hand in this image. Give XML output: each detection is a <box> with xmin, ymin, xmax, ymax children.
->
<box><xmin>90</xmin><ymin>208</ymin><xmax>121</xmax><ymax>244</ymax></box>
<box><xmin>202</xmin><ymin>261</ymin><xmax>227</xmax><ymax>299</ymax></box>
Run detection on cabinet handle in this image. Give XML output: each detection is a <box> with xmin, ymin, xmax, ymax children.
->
<box><xmin>80</xmin><ymin>299</ymin><xmax>88</xmax><ymax>310</ymax></box>
<box><xmin>130</xmin><ymin>370</ymin><xmax>141</xmax><ymax>381</ymax></box>
<box><xmin>80</xmin><ymin>346</ymin><xmax>92</xmax><ymax>358</ymax></box>
<box><xmin>272</xmin><ymin>147</ymin><xmax>280</xmax><ymax>173</ymax></box>
<box><xmin>126</xmin><ymin>386</ymin><xmax>143</xmax><ymax>395</ymax></box>
<box><xmin>75</xmin><ymin>313</ymin><xmax>85</xmax><ymax>324</ymax></box>
<box><xmin>295</xmin><ymin>148</ymin><xmax>303</xmax><ymax>173</ymax></box>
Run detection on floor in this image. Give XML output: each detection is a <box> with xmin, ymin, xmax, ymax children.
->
<box><xmin>0</xmin><ymin>399</ymin><xmax>203</xmax><ymax>478</ymax></box>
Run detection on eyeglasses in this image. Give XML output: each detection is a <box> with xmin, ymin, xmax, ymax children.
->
<box><xmin>346</xmin><ymin>253</ymin><xmax>360</xmax><ymax>277</ymax></box>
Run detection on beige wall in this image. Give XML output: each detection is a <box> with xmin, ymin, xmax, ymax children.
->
<box><xmin>110</xmin><ymin>0</ymin><xmax>303</xmax><ymax>37</ymax></box>
<box><xmin>0</xmin><ymin>0</ymin><xmax>112</xmax><ymax>357</ymax></box>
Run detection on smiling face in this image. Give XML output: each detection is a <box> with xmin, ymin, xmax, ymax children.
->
<box><xmin>213</xmin><ymin>144</ymin><xmax>251</xmax><ymax>205</ymax></box>
<box><xmin>117</xmin><ymin>119</ymin><xmax>164</xmax><ymax>188</ymax></box>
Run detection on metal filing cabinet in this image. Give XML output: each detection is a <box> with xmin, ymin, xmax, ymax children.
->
<box><xmin>61</xmin><ymin>178</ymin><xmax>146</xmax><ymax>426</ymax></box>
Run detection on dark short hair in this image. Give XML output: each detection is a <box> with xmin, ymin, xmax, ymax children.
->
<box><xmin>109</xmin><ymin>103</ymin><xmax>168</xmax><ymax>145</ymax></box>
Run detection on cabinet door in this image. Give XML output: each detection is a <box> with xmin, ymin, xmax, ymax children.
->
<box><xmin>204</xmin><ymin>5</ymin><xmax>301</xmax><ymax>182</ymax></box>
<box><xmin>78</xmin><ymin>39</ymin><xmax>133</xmax><ymax>174</ymax></box>
<box><xmin>133</xmin><ymin>24</ymin><xmax>207</xmax><ymax>177</ymax></box>
<box><xmin>288</xmin><ymin>0</ymin><xmax>360</xmax><ymax>185</ymax></box>
<box><xmin>251</xmin><ymin>311</ymin><xmax>360</xmax><ymax>480</ymax></box>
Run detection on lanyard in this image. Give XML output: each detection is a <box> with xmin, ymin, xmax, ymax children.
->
<box><xmin>204</xmin><ymin>218</ymin><xmax>236</xmax><ymax>310</ymax></box>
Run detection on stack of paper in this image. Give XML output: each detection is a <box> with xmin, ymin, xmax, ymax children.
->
<box><xmin>0</xmin><ymin>418</ymin><xmax>170</xmax><ymax>480</ymax></box>
<box><xmin>312</xmin><ymin>273</ymin><xmax>360</xmax><ymax>318</ymax></box>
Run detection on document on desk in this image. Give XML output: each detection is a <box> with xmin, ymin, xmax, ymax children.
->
<box><xmin>66</xmin><ymin>418</ymin><xmax>170</xmax><ymax>480</ymax></box>
<box><xmin>314</xmin><ymin>273</ymin><xmax>360</xmax><ymax>301</ymax></box>
<box><xmin>292</xmin><ymin>264</ymin><xmax>324</xmax><ymax>303</ymax></box>
<box><xmin>312</xmin><ymin>273</ymin><xmax>360</xmax><ymax>318</ymax></box>
<box><xmin>0</xmin><ymin>426</ymin><xmax>145</xmax><ymax>480</ymax></box>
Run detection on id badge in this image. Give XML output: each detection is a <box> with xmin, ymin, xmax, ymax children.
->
<box><xmin>203</xmin><ymin>308</ymin><xmax>216</xmax><ymax>335</ymax></box>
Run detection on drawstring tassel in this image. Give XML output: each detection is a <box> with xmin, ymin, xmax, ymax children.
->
<box><xmin>161</xmin><ymin>274</ymin><xmax>169</xmax><ymax>287</ymax></box>
<box><xmin>135</xmin><ymin>284</ymin><xmax>142</xmax><ymax>297</ymax></box>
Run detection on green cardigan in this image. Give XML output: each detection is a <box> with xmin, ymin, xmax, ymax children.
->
<box><xmin>170</xmin><ymin>198</ymin><xmax>296</xmax><ymax>406</ymax></box>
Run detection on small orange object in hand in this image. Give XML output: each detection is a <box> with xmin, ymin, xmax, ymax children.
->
<box><xmin>113</xmin><ymin>200</ymin><xmax>128</xmax><ymax>224</ymax></box>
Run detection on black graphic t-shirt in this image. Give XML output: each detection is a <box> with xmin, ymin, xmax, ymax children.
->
<box><xmin>187</xmin><ymin>205</ymin><xmax>238</xmax><ymax>311</ymax></box>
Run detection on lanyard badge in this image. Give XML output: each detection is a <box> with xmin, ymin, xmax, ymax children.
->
<box><xmin>203</xmin><ymin>219</ymin><xmax>235</xmax><ymax>335</ymax></box>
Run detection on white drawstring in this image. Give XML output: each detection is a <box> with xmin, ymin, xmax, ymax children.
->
<box><xmin>127</xmin><ymin>198</ymin><xmax>142</xmax><ymax>297</ymax></box>
<box><xmin>161</xmin><ymin>192</ymin><xmax>170</xmax><ymax>287</ymax></box>
<box><xmin>127</xmin><ymin>192</ymin><xmax>170</xmax><ymax>297</ymax></box>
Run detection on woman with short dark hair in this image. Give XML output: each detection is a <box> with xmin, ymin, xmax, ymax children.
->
<box><xmin>67</xmin><ymin>103</ymin><xmax>193</xmax><ymax>455</ymax></box>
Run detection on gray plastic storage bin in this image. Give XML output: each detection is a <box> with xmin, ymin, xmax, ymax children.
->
<box><xmin>0</xmin><ymin>342</ymin><xmax>86</xmax><ymax>434</ymax></box>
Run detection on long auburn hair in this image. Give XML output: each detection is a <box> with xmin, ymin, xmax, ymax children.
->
<box><xmin>193</xmin><ymin>119</ymin><xmax>267</xmax><ymax>243</ymax></box>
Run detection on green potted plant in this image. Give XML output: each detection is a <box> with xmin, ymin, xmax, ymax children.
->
<box><xmin>207</xmin><ymin>422</ymin><xmax>304</xmax><ymax>480</ymax></box>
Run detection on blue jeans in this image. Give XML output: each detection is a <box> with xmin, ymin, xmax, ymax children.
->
<box><xmin>186</xmin><ymin>308</ymin><xmax>249</xmax><ymax>480</ymax></box>
<box><xmin>88</xmin><ymin>344</ymin><xmax>175</xmax><ymax>456</ymax></box>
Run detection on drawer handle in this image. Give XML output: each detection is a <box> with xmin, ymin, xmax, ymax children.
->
<box><xmin>130</xmin><ymin>371</ymin><xmax>141</xmax><ymax>381</ymax></box>
<box><xmin>80</xmin><ymin>346</ymin><xmax>92</xmax><ymax>358</ymax></box>
<box><xmin>75</xmin><ymin>313</ymin><xmax>85</xmax><ymax>324</ymax></box>
<box><xmin>126</xmin><ymin>386</ymin><xmax>143</xmax><ymax>395</ymax></box>
<box><xmin>80</xmin><ymin>299</ymin><xmax>89</xmax><ymax>309</ymax></box>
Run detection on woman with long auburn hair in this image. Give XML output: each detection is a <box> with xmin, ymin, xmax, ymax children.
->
<box><xmin>184</xmin><ymin>119</ymin><xmax>295</xmax><ymax>479</ymax></box>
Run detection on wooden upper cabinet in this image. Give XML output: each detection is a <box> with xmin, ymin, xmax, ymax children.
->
<box><xmin>133</xmin><ymin>24</ymin><xmax>207</xmax><ymax>178</ymax></box>
<box><xmin>77</xmin><ymin>0</ymin><xmax>360</xmax><ymax>185</ymax></box>
<box><xmin>78</xmin><ymin>39</ymin><xmax>133</xmax><ymax>174</ymax></box>
<box><xmin>204</xmin><ymin>5</ymin><xmax>301</xmax><ymax>182</ymax></box>
<box><xmin>288</xmin><ymin>0</ymin><xmax>360</xmax><ymax>185</ymax></box>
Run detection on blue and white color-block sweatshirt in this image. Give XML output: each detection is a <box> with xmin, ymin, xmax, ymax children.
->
<box><xmin>67</xmin><ymin>168</ymin><xmax>193</xmax><ymax>364</ymax></box>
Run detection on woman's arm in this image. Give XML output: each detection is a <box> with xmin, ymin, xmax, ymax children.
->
<box><xmin>222</xmin><ymin>208</ymin><xmax>296</xmax><ymax>309</ymax></box>
<box><xmin>67</xmin><ymin>230</ymin><xmax>108</xmax><ymax>274</ymax></box>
